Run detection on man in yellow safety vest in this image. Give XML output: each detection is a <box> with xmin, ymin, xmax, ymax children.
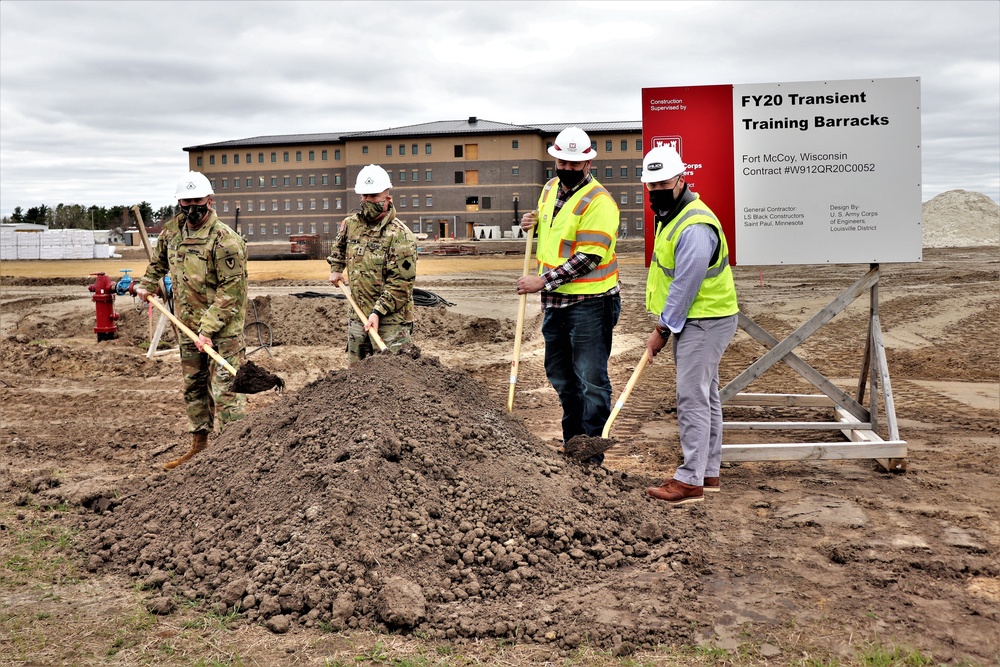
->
<box><xmin>641</xmin><ymin>145</ymin><xmax>740</xmax><ymax>506</ymax></box>
<box><xmin>517</xmin><ymin>126</ymin><xmax>621</xmax><ymax>465</ymax></box>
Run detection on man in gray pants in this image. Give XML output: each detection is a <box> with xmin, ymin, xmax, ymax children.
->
<box><xmin>640</xmin><ymin>146</ymin><xmax>740</xmax><ymax>506</ymax></box>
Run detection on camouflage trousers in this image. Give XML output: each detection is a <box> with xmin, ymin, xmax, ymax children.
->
<box><xmin>346</xmin><ymin>319</ymin><xmax>412</xmax><ymax>366</ymax></box>
<box><xmin>179</xmin><ymin>336</ymin><xmax>246</xmax><ymax>434</ymax></box>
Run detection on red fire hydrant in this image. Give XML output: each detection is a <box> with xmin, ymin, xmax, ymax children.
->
<box><xmin>88</xmin><ymin>272</ymin><xmax>120</xmax><ymax>341</ymax></box>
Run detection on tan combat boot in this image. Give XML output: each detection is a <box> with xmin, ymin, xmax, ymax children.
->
<box><xmin>164</xmin><ymin>431</ymin><xmax>208</xmax><ymax>470</ymax></box>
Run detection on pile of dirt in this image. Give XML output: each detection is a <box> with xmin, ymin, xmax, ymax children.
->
<box><xmin>922</xmin><ymin>189</ymin><xmax>999</xmax><ymax>248</ymax></box>
<box><xmin>81</xmin><ymin>353</ymin><xmax>709</xmax><ymax>650</ymax></box>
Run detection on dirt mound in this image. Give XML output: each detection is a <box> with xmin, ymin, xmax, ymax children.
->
<box><xmin>922</xmin><ymin>189</ymin><xmax>999</xmax><ymax>248</ymax></box>
<box><xmin>81</xmin><ymin>353</ymin><xmax>707</xmax><ymax>649</ymax></box>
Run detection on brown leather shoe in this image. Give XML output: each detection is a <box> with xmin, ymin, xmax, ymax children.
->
<box><xmin>164</xmin><ymin>432</ymin><xmax>208</xmax><ymax>470</ymax></box>
<box><xmin>645</xmin><ymin>479</ymin><xmax>703</xmax><ymax>505</ymax></box>
<box><xmin>704</xmin><ymin>477</ymin><xmax>720</xmax><ymax>493</ymax></box>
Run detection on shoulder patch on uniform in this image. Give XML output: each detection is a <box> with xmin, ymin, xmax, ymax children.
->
<box><xmin>226</xmin><ymin>257</ymin><xmax>236</xmax><ymax>270</ymax></box>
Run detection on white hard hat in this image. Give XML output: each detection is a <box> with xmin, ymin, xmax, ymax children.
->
<box><xmin>174</xmin><ymin>171</ymin><xmax>214</xmax><ymax>200</ymax></box>
<box><xmin>641</xmin><ymin>146</ymin><xmax>686</xmax><ymax>183</ymax></box>
<box><xmin>547</xmin><ymin>126</ymin><xmax>597</xmax><ymax>162</ymax></box>
<box><xmin>355</xmin><ymin>164</ymin><xmax>392</xmax><ymax>194</ymax></box>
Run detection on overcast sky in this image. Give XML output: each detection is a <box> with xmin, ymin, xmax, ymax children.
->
<box><xmin>1</xmin><ymin>0</ymin><xmax>998</xmax><ymax>217</ymax></box>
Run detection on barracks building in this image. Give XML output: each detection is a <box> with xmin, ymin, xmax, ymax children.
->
<box><xmin>184</xmin><ymin>118</ymin><xmax>645</xmax><ymax>243</ymax></box>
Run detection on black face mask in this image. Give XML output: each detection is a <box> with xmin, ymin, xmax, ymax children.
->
<box><xmin>649</xmin><ymin>188</ymin><xmax>678</xmax><ymax>213</ymax></box>
<box><xmin>556</xmin><ymin>168</ymin><xmax>585</xmax><ymax>189</ymax></box>
<box><xmin>181</xmin><ymin>204</ymin><xmax>210</xmax><ymax>226</ymax></box>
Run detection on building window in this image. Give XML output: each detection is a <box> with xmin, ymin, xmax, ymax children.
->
<box><xmin>411</xmin><ymin>144</ymin><xmax>418</xmax><ymax>155</ymax></box>
<box><xmin>321</xmin><ymin>150</ymin><xmax>328</xmax><ymax>160</ymax></box>
<box><xmin>399</xmin><ymin>197</ymin><xmax>406</xmax><ymax>208</ymax></box>
<box><xmin>334</xmin><ymin>149</ymin><xmax>341</xmax><ymax>160</ymax></box>
<box><xmin>283</xmin><ymin>152</ymin><xmax>289</xmax><ymax>162</ymax></box>
<box><xmin>247</xmin><ymin>201</ymin><xmax>254</xmax><ymax>212</ymax></box>
<box><xmin>425</xmin><ymin>170</ymin><xmax>432</xmax><ymax>181</ymax></box>
<box><xmin>222</xmin><ymin>155</ymin><xmax>228</xmax><ymax>165</ymax></box>
<box><xmin>454</xmin><ymin>145</ymin><xmax>463</xmax><ymax>158</ymax></box>
<box><xmin>636</xmin><ymin>217</ymin><xmax>643</xmax><ymax>231</ymax></box>
<box><xmin>284</xmin><ymin>200</ymin><xmax>290</xmax><ymax>211</ymax></box>
<box><xmin>308</xmin><ymin>150</ymin><xmax>314</xmax><ymax>161</ymax></box>
<box><xmin>399</xmin><ymin>171</ymin><xmax>406</xmax><ymax>182</ymax></box>
<box><xmin>271</xmin><ymin>152</ymin><xmax>277</xmax><ymax>162</ymax></box>
<box><xmin>321</xmin><ymin>175</ymin><xmax>328</xmax><ymax>185</ymax></box>
<box><xmin>323</xmin><ymin>199</ymin><xmax>329</xmax><ymax>210</ymax></box>
<box><xmin>283</xmin><ymin>177</ymin><xmax>290</xmax><ymax>186</ymax></box>
<box><xmin>259</xmin><ymin>152</ymin><xmax>265</xmax><ymax>163</ymax></box>
<box><xmin>455</xmin><ymin>171</ymin><xmax>464</xmax><ymax>184</ymax></box>
<box><xmin>285</xmin><ymin>223</ymin><xmax>292</xmax><ymax>235</ymax></box>
<box><xmin>636</xmin><ymin>167</ymin><xmax>643</xmax><ymax>178</ymax></box>
<box><xmin>386</xmin><ymin>145</ymin><xmax>392</xmax><ymax>156</ymax></box>
<box><xmin>309</xmin><ymin>200</ymin><xmax>316</xmax><ymax>210</ymax></box>
<box><xmin>234</xmin><ymin>154</ymin><xmax>240</xmax><ymax>164</ymax></box>
<box><xmin>234</xmin><ymin>179</ymin><xmax>240</xmax><ymax>189</ymax></box>
<box><xmin>335</xmin><ymin>174</ymin><xmax>342</xmax><ymax>185</ymax></box>
<box><xmin>258</xmin><ymin>177</ymin><xmax>265</xmax><ymax>187</ymax></box>
<box><xmin>512</xmin><ymin>139</ymin><xmax>519</xmax><ymax>149</ymax></box>
<box><xmin>336</xmin><ymin>198</ymin><xmax>342</xmax><ymax>210</ymax></box>
<box><xmin>196</xmin><ymin>157</ymin><xmax>202</xmax><ymax>167</ymax></box>
<box><xmin>545</xmin><ymin>168</ymin><xmax>554</xmax><ymax>179</ymax></box>
<box><xmin>272</xmin><ymin>201</ymin><xmax>278</xmax><ymax>211</ymax></box>
<box><xmin>246</xmin><ymin>178</ymin><xmax>252</xmax><ymax>188</ymax></box>
<box><xmin>323</xmin><ymin>222</ymin><xmax>330</xmax><ymax>234</ymax></box>
<box><xmin>247</xmin><ymin>224</ymin><xmax>253</xmax><ymax>235</ymax></box>
<box><xmin>297</xmin><ymin>200</ymin><xmax>303</xmax><ymax>211</ymax></box>
<box><xmin>210</xmin><ymin>179</ymin><xmax>216</xmax><ymax>189</ymax></box>
<box><xmin>621</xmin><ymin>140</ymin><xmax>628</xmax><ymax>151</ymax></box>
<box><xmin>605</xmin><ymin>140</ymin><xmax>612</xmax><ymax>152</ymax></box>
<box><xmin>636</xmin><ymin>140</ymin><xmax>642</xmax><ymax>151</ymax></box>
<box><xmin>292</xmin><ymin>151</ymin><xmax>300</xmax><ymax>162</ymax></box>
<box><xmin>412</xmin><ymin>170</ymin><xmax>418</xmax><ymax>181</ymax></box>
<box><xmin>621</xmin><ymin>167</ymin><xmax>628</xmax><ymax>178</ymax></box>
<box><xmin>635</xmin><ymin>193</ymin><xmax>643</xmax><ymax>204</ymax></box>
<box><xmin>223</xmin><ymin>202</ymin><xmax>229</xmax><ymax>212</ymax></box>
<box><xmin>605</xmin><ymin>167</ymin><xmax>612</xmax><ymax>179</ymax></box>
<box><xmin>308</xmin><ymin>175</ymin><xmax>315</xmax><ymax>186</ymax></box>
<box><xmin>512</xmin><ymin>166</ymin><xmax>519</xmax><ymax>176</ymax></box>
<box><xmin>412</xmin><ymin>196</ymin><xmax>419</xmax><ymax>207</ymax></box>
<box><xmin>310</xmin><ymin>222</ymin><xmax>317</xmax><ymax>233</ymax></box>
<box><xmin>209</xmin><ymin>155</ymin><xmax>215</xmax><ymax>165</ymax></box>
<box><xmin>259</xmin><ymin>199</ymin><xmax>265</xmax><ymax>211</ymax></box>
<box><xmin>591</xmin><ymin>141</ymin><xmax>597</xmax><ymax>152</ymax></box>
<box><xmin>399</xmin><ymin>144</ymin><xmax>406</xmax><ymax>155</ymax></box>
<box><xmin>222</xmin><ymin>178</ymin><xmax>229</xmax><ymax>189</ymax></box>
<box><xmin>620</xmin><ymin>193</ymin><xmax>628</xmax><ymax>205</ymax></box>
<box><xmin>260</xmin><ymin>224</ymin><xmax>266</xmax><ymax>236</ymax></box>
<box><xmin>426</xmin><ymin>195</ymin><xmax>433</xmax><ymax>207</ymax></box>
<box><xmin>362</xmin><ymin>145</ymin><xmax>369</xmax><ymax>154</ymax></box>
<box><xmin>271</xmin><ymin>177</ymin><xmax>278</xmax><ymax>187</ymax></box>
<box><xmin>425</xmin><ymin>143</ymin><xmax>432</xmax><ymax>155</ymax></box>
<box><xmin>482</xmin><ymin>196</ymin><xmax>491</xmax><ymax>209</ymax></box>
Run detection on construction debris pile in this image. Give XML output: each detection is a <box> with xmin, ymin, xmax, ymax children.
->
<box><xmin>82</xmin><ymin>353</ymin><xmax>710</xmax><ymax>649</ymax></box>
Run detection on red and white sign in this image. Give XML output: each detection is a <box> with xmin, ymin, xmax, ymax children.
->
<box><xmin>642</xmin><ymin>78</ymin><xmax>922</xmax><ymax>266</ymax></box>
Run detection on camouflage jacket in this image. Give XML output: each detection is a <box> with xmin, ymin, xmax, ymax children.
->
<box><xmin>140</xmin><ymin>211</ymin><xmax>248</xmax><ymax>339</ymax></box>
<box><xmin>327</xmin><ymin>205</ymin><xmax>417</xmax><ymax>325</ymax></box>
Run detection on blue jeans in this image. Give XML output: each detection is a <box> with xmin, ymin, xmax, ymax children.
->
<box><xmin>542</xmin><ymin>293</ymin><xmax>621</xmax><ymax>447</ymax></box>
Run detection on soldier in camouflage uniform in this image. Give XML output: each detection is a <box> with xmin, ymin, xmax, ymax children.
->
<box><xmin>136</xmin><ymin>171</ymin><xmax>248</xmax><ymax>470</ymax></box>
<box><xmin>328</xmin><ymin>164</ymin><xmax>417</xmax><ymax>366</ymax></box>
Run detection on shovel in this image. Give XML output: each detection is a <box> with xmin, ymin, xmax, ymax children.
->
<box><xmin>146</xmin><ymin>296</ymin><xmax>285</xmax><ymax>393</ymax></box>
<box><xmin>335</xmin><ymin>282</ymin><xmax>388</xmax><ymax>352</ymax></box>
<box><xmin>507</xmin><ymin>227</ymin><xmax>535</xmax><ymax>412</ymax></box>
<box><xmin>564</xmin><ymin>350</ymin><xmax>649</xmax><ymax>461</ymax></box>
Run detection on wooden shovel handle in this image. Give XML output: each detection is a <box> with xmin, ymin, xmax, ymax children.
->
<box><xmin>601</xmin><ymin>350</ymin><xmax>649</xmax><ymax>439</ymax></box>
<box><xmin>507</xmin><ymin>227</ymin><xmax>535</xmax><ymax>412</ymax></box>
<box><xmin>147</xmin><ymin>296</ymin><xmax>238</xmax><ymax>376</ymax></box>
<box><xmin>336</xmin><ymin>283</ymin><xmax>388</xmax><ymax>351</ymax></box>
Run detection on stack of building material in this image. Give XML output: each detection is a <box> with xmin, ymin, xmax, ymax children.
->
<box><xmin>0</xmin><ymin>229</ymin><xmax>16</xmax><ymax>260</ymax></box>
<box><xmin>16</xmin><ymin>231</ymin><xmax>40</xmax><ymax>260</ymax></box>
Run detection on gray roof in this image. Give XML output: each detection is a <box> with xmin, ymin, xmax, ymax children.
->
<box><xmin>184</xmin><ymin>118</ymin><xmax>642</xmax><ymax>151</ymax></box>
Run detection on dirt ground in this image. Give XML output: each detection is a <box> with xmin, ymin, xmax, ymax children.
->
<box><xmin>0</xmin><ymin>242</ymin><xmax>997</xmax><ymax>666</ymax></box>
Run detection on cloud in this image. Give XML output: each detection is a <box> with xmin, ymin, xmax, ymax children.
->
<box><xmin>1</xmin><ymin>0</ymin><xmax>997</xmax><ymax>215</ymax></box>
